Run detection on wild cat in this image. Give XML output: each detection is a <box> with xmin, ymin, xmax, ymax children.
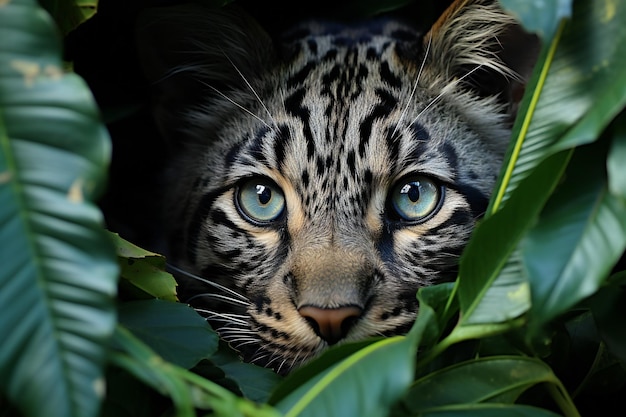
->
<box><xmin>135</xmin><ymin>0</ymin><xmax>538</xmax><ymax>374</ymax></box>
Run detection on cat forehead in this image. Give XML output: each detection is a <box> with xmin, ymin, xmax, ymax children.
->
<box><xmin>196</xmin><ymin>17</ymin><xmax>507</xmax><ymax>192</ymax></box>
<box><xmin>217</xmin><ymin>40</ymin><xmax>458</xmax><ymax>179</ymax></box>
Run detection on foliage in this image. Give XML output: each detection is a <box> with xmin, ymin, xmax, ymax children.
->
<box><xmin>1</xmin><ymin>0</ymin><xmax>625</xmax><ymax>416</ymax></box>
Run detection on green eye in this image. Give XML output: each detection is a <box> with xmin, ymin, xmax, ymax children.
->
<box><xmin>236</xmin><ymin>178</ymin><xmax>285</xmax><ymax>224</ymax></box>
<box><xmin>388</xmin><ymin>175</ymin><xmax>442</xmax><ymax>222</ymax></box>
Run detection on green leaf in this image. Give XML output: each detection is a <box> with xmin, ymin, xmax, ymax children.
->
<box><xmin>114</xmin><ymin>233</ymin><xmax>178</xmax><ymax>301</ymax></box>
<box><xmin>405</xmin><ymin>404</ymin><xmax>564</xmax><ymax>417</ymax></box>
<box><xmin>111</xmin><ymin>326</ymin><xmax>280</xmax><ymax>417</ymax></box>
<box><xmin>269</xmin><ymin>338</ymin><xmax>384</xmax><ymax>405</ymax></box>
<box><xmin>458</xmin><ymin>151</ymin><xmax>571</xmax><ymax>325</ymax></box>
<box><xmin>414</xmin><ymin>282</ymin><xmax>457</xmax><ymax>348</ymax></box>
<box><xmin>38</xmin><ymin>0</ymin><xmax>88</xmax><ymax>35</ymax></box>
<box><xmin>400</xmin><ymin>356</ymin><xmax>557</xmax><ymax>412</ymax></box>
<box><xmin>0</xmin><ymin>0</ymin><xmax>118</xmax><ymax>416</ymax></box>
<box><xmin>500</xmin><ymin>0</ymin><xmax>572</xmax><ymax>39</ymax></box>
<box><xmin>208</xmin><ymin>343</ymin><xmax>283</xmax><ymax>403</ymax></box>
<box><xmin>490</xmin><ymin>0</ymin><xmax>626</xmax><ymax>212</ymax></box>
<box><xmin>118</xmin><ymin>299</ymin><xmax>218</xmax><ymax>369</ymax></box>
<box><xmin>275</xmin><ymin>336</ymin><xmax>415</xmax><ymax>417</ymax></box>
<box><xmin>204</xmin><ymin>342</ymin><xmax>283</xmax><ymax>403</ymax></box>
<box><xmin>522</xmin><ymin>142</ymin><xmax>626</xmax><ymax>330</ymax></box>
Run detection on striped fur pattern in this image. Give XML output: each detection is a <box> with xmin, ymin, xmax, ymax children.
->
<box><xmin>137</xmin><ymin>0</ymin><xmax>537</xmax><ymax>374</ymax></box>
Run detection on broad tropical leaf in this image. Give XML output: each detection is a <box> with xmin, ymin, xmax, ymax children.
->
<box><xmin>522</xmin><ymin>141</ymin><xmax>626</xmax><ymax>330</ymax></box>
<box><xmin>118</xmin><ymin>300</ymin><xmax>218</xmax><ymax>369</ymax></box>
<box><xmin>457</xmin><ymin>151</ymin><xmax>570</xmax><ymax>325</ymax></box>
<box><xmin>489</xmin><ymin>0</ymin><xmax>626</xmax><ymax>212</ymax></box>
<box><xmin>406</xmin><ymin>404</ymin><xmax>564</xmax><ymax>417</ymax></box>
<box><xmin>0</xmin><ymin>0</ymin><xmax>118</xmax><ymax>416</ymax></box>
<box><xmin>400</xmin><ymin>356</ymin><xmax>564</xmax><ymax>412</ymax></box>
<box><xmin>111</xmin><ymin>326</ymin><xmax>281</xmax><ymax>417</ymax></box>
<box><xmin>274</xmin><ymin>336</ymin><xmax>415</xmax><ymax>417</ymax></box>
<box><xmin>208</xmin><ymin>343</ymin><xmax>283</xmax><ymax>403</ymax></box>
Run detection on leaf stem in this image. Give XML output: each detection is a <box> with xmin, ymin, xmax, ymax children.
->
<box><xmin>546</xmin><ymin>381</ymin><xmax>581</xmax><ymax>417</ymax></box>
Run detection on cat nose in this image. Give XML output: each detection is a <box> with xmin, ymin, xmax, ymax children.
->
<box><xmin>298</xmin><ymin>305</ymin><xmax>363</xmax><ymax>345</ymax></box>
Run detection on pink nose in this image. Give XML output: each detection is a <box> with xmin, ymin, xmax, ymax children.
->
<box><xmin>298</xmin><ymin>305</ymin><xmax>363</xmax><ymax>345</ymax></box>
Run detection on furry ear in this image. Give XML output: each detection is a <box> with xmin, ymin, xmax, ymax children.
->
<box><xmin>135</xmin><ymin>4</ymin><xmax>274</xmax><ymax>143</ymax></box>
<box><xmin>424</xmin><ymin>0</ymin><xmax>539</xmax><ymax>117</ymax></box>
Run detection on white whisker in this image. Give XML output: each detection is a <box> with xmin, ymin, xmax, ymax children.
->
<box><xmin>221</xmin><ymin>50</ymin><xmax>279</xmax><ymax>130</ymax></box>
<box><xmin>391</xmin><ymin>33</ymin><xmax>432</xmax><ymax>140</ymax></box>
<box><xmin>411</xmin><ymin>64</ymin><xmax>484</xmax><ymax>125</ymax></box>
<box><xmin>195</xmin><ymin>310</ymin><xmax>248</xmax><ymax>325</ymax></box>
<box><xmin>187</xmin><ymin>292</ymin><xmax>249</xmax><ymax>306</ymax></box>
<box><xmin>166</xmin><ymin>264</ymin><xmax>249</xmax><ymax>302</ymax></box>
<box><xmin>200</xmin><ymin>81</ymin><xmax>272</xmax><ymax>129</ymax></box>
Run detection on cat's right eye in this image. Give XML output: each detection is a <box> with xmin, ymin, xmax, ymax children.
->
<box><xmin>386</xmin><ymin>175</ymin><xmax>443</xmax><ymax>224</ymax></box>
<box><xmin>235</xmin><ymin>177</ymin><xmax>286</xmax><ymax>225</ymax></box>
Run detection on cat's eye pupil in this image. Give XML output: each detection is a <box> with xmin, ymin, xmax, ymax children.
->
<box><xmin>256</xmin><ymin>185</ymin><xmax>272</xmax><ymax>205</ymax></box>
<box><xmin>236</xmin><ymin>178</ymin><xmax>285</xmax><ymax>224</ymax></box>
<box><xmin>388</xmin><ymin>175</ymin><xmax>442</xmax><ymax>223</ymax></box>
<box><xmin>401</xmin><ymin>183</ymin><xmax>420</xmax><ymax>202</ymax></box>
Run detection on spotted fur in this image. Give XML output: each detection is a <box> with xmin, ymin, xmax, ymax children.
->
<box><xmin>136</xmin><ymin>0</ymin><xmax>538</xmax><ymax>374</ymax></box>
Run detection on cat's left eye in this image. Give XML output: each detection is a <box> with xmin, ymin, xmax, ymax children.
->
<box><xmin>236</xmin><ymin>177</ymin><xmax>286</xmax><ymax>224</ymax></box>
<box><xmin>387</xmin><ymin>175</ymin><xmax>443</xmax><ymax>223</ymax></box>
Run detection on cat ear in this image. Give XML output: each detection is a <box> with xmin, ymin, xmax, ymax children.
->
<box><xmin>135</xmin><ymin>4</ymin><xmax>274</xmax><ymax>143</ymax></box>
<box><xmin>424</xmin><ymin>0</ymin><xmax>540</xmax><ymax>117</ymax></box>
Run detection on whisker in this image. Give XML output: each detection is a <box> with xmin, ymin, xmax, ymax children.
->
<box><xmin>229</xmin><ymin>338</ymin><xmax>261</xmax><ymax>347</ymax></box>
<box><xmin>221</xmin><ymin>50</ymin><xmax>279</xmax><ymax>130</ymax></box>
<box><xmin>187</xmin><ymin>292</ymin><xmax>249</xmax><ymax>307</ymax></box>
<box><xmin>194</xmin><ymin>310</ymin><xmax>248</xmax><ymax>325</ymax></box>
<box><xmin>410</xmin><ymin>64</ymin><xmax>484</xmax><ymax>126</ymax></box>
<box><xmin>250</xmin><ymin>352</ymin><xmax>270</xmax><ymax>365</ymax></box>
<box><xmin>200</xmin><ymin>81</ymin><xmax>272</xmax><ymax>129</ymax></box>
<box><xmin>264</xmin><ymin>353</ymin><xmax>283</xmax><ymax>369</ymax></box>
<box><xmin>166</xmin><ymin>264</ymin><xmax>250</xmax><ymax>302</ymax></box>
<box><xmin>276</xmin><ymin>358</ymin><xmax>289</xmax><ymax>375</ymax></box>
<box><xmin>391</xmin><ymin>32</ymin><xmax>432</xmax><ymax>140</ymax></box>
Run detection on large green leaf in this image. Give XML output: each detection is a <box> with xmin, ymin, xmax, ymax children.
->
<box><xmin>111</xmin><ymin>326</ymin><xmax>280</xmax><ymax>417</ymax></box>
<box><xmin>489</xmin><ymin>0</ymin><xmax>626</xmax><ymax>212</ymax></box>
<box><xmin>118</xmin><ymin>300</ymin><xmax>218</xmax><ymax>369</ymax></box>
<box><xmin>274</xmin><ymin>336</ymin><xmax>415</xmax><ymax>417</ymax></box>
<box><xmin>207</xmin><ymin>342</ymin><xmax>283</xmax><ymax>403</ymax></box>
<box><xmin>269</xmin><ymin>338</ymin><xmax>383</xmax><ymax>405</ymax></box>
<box><xmin>456</xmin><ymin>0</ymin><xmax>626</xmax><ymax>331</ymax></box>
<box><xmin>405</xmin><ymin>404</ymin><xmax>564</xmax><ymax>417</ymax></box>
<box><xmin>522</xmin><ymin>140</ymin><xmax>626</xmax><ymax>330</ymax></box>
<box><xmin>457</xmin><ymin>151</ymin><xmax>570</xmax><ymax>325</ymax></box>
<box><xmin>0</xmin><ymin>0</ymin><xmax>118</xmax><ymax>416</ymax></box>
<box><xmin>400</xmin><ymin>356</ymin><xmax>563</xmax><ymax>412</ymax></box>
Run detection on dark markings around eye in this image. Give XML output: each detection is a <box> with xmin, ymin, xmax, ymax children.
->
<box><xmin>186</xmin><ymin>189</ymin><xmax>222</xmax><ymax>264</ymax></box>
<box><xmin>455</xmin><ymin>181</ymin><xmax>490</xmax><ymax>219</ymax></box>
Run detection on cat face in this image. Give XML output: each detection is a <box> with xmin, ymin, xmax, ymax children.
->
<box><xmin>136</xmin><ymin>0</ymin><xmax>538</xmax><ymax>373</ymax></box>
